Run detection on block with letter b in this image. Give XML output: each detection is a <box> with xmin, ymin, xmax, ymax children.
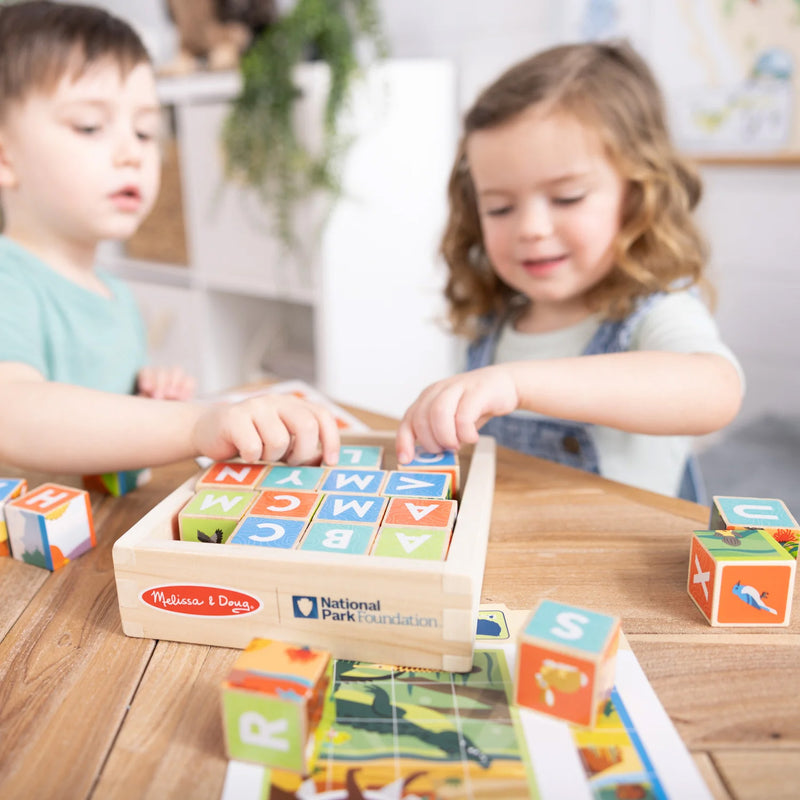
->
<box><xmin>710</xmin><ymin>496</ymin><xmax>799</xmax><ymax>559</ymax></box>
<box><xmin>221</xmin><ymin>637</ymin><xmax>331</xmax><ymax>773</ymax></box>
<box><xmin>688</xmin><ymin>528</ymin><xmax>795</xmax><ymax>626</ymax></box>
<box><xmin>515</xmin><ymin>599</ymin><xmax>620</xmax><ymax>728</ymax></box>
<box><xmin>5</xmin><ymin>483</ymin><xmax>95</xmax><ymax>570</ymax></box>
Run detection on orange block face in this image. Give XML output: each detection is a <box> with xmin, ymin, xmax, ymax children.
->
<box><xmin>249</xmin><ymin>490</ymin><xmax>320</xmax><ymax>520</ymax></box>
<box><xmin>717</xmin><ymin>563</ymin><xmax>794</xmax><ymax>624</ymax></box>
<box><xmin>687</xmin><ymin>537</ymin><xmax>716</xmax><ymax>620</ymax></box>
<box><xmin>197</xmin><ymin>462</ymin><xmax>267</xmax><ymax>490</ymax></box>
<box><xmin>516</xmin><ymin>642</ymin><xmax>596</xmax><ymax>727</ymax></box>
<box><xmin>383</xmin><ymin>497</ymin><xmax>457</xmax><ymax>529</ymax></box>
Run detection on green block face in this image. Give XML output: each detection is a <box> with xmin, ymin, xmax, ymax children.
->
<box><xmin>371</xmin><ymin>526</ymin><xmax>450</xmax><ymax>560</ymax></box>
<box><xmin>223</xmin><ymin>687</ymin><xmax>304</xmax><ymax>772</ymax></box>
<box><xmin>179</xmin><ymin>516</ymin><xmax>240</xmax><ymax>544</ymax></box>
<box><xmin>183</xmin><ymin>488</ymin><xmax>258</xmax><ymax>518</ymax></box>
<box><xmin>695</xmin><ymin>529</ymin><xmax>793</xmax><ymax>561</ymax></box>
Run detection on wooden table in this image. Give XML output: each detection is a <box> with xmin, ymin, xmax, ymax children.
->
<box><xmin>1</xmin><ymin>407</ymin><xmax>798</xmax><ymax>799</ymax></box>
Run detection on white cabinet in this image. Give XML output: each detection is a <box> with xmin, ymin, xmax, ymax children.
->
<box><xmin>99</xmin><ymin>60</ymin><xmax>459</xmax><ymax>418</ymax></box>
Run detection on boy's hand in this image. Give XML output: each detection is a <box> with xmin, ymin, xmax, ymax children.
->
<box><xmin>137</xmin><ymin>366</ymin><xmax>196</xmax><ymax>401</ymax></box>
<box><xmin>193</xmin><ymin>394</ymin><xmax>340</xmax><ymax>466</ymax></box>
<box><xmin>396</xmin><ymin>365</ymin><xmax>519</xmax><ymax>463</ymax></box>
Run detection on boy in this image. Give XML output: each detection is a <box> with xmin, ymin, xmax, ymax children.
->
<box><xmin>0</xmin><ymin>1</ymin><xmax>339</xmax><ymax>472</ymax></box>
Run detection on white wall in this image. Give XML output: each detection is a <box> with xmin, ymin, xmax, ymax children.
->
<box><xmin>93</xmin><ymin>0</ymin><xmax>799</xmax><ymax>429</ymax></box>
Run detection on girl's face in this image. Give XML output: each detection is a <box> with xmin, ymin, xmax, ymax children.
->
<box><xmin>467</xmin><ymin>106</ymin><xmax>626</xmax><ymax>329</ymax></box>
<box><xmin>0</xmin><ymin>57</ymin><xmax>161</xmax><ymax>253</ymax></box>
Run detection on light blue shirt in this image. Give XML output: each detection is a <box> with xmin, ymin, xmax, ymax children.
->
<box><xmin>0</xmin><ymin>236</ymin><xmax>146</xmax><ymax>394</ymax></box>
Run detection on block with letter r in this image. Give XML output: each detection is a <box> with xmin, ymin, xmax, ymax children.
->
<box><xmin>515</xmin><ymin>599</ymin><xmax>620</xmax><ymax>728</ymax></box>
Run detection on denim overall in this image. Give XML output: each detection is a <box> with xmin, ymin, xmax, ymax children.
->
<box><xmin>466</xmin><ymin>297</ymin><xmax>705</xmax><ymax>502</ymax></box>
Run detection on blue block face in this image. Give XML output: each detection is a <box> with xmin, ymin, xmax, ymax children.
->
<box><xmin>320</xmin><ymin>469</ymin><xmax>386</xmax><ymax>495</ymax></box>
<box><xmin>335</xmin><ymin>445</ymin><xmax>384</xmax><ymax>469</ymax></box>
<box><xmin>300</xmin><ymin>522</ymin><xmax>376</xmax><ymax>554</ymax></box>
<box><xmin>714</xmin><ymin>496</ymin><xmax>796</xmax><ymax>529</ymax></box>
<box><xmin>229</xmin><ymin>517</ymin><xmax>306</xmax><ymax>549</ymax></box>
<box><xmin>383</xmin><ymin>471</ymin><xmax>450</xmax><ymax>498</ymax></box>
<box><xmin>524</xmin><ymin>599</ymin><xmax>616</xmax><ymax>655</ymax></box>
<box><xmin>314</xmin><ymin>494</ymin><xmax>386</xmax><ymax>524</ymax></box>
<box><xmin>260</xmin><ymin>466</ymin><xmax>327</xmax><ymax>491</ymax></box>
<box><xmin>407</xmin><ymin>448</ymin><xmax>457</xmax><ymax>468</ymax></box>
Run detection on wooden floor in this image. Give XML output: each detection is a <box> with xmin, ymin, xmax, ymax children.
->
<box><xmin>1</xmin><ymin>409</ymin><xmax>798</xmax><ymax>799</ymax></box>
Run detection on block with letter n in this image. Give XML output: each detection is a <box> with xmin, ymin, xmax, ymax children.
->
<box><xmin>5</xmin><ymin>482</ymin><xmax>95</xmax><ymax>570</ymax></box>
<box><xmin>221</xmin><ymin>637</ymin><xmax>331</xmax><ymax>773</ymax></box>
<box><xmin>514</xmin><ymin>599</ymin><xmax>620</xmax><ymax>728</ymax></box>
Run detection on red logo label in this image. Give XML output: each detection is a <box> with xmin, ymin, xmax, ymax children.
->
<box><xmin>141</xmin><ymin>584</ymin><xmax>261</xmax><ymax>617</ymax></box>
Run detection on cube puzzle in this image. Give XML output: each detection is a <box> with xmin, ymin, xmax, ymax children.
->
<box><xmin>179</xmin><ymin>445</ymin><xmax>459</xmax><ymax>562</ymax></box>
<box><xmin>221</xmin><ymin>637</ymin><xmax>331</xmax><ymax>773</ymax></box>
<box><xmin>4</xmin><ymin>482</ymin><xmax>96</xmax><ymax>571</ymax></box>
<box><xmin>83</xmin><ymin>468</ymin><xmax>151</xmax><ymax>497</ymax></box>
<box><xmin>112</xmin><ymin>432</ymin><xmax>496</xmax><ymax>671</ymax></box>
<box><xmin>515</xmin><ymin>599</ymin><xmax>620</xmax><ymax>728</ymax></box>
<box><xmin>687</xmin><ymin>495</ymin><xmax>798</xmax><ymax>627</ymax></box>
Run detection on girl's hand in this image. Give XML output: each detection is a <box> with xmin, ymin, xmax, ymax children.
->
<box><xmin>396</xmin><ymin>365</ymin><xmax>520</xmax><ymax>463</ymax></box>
<box><xmin>136</xmin><ymin>366</ymin><xmax>197</xmax><ymax>401</ymax></box>
<box><xmin>192</xmin><ymin>394</ymin><xmax>340</xmax><ymax>466</ymax></box>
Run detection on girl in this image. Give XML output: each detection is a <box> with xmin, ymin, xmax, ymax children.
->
<box><xmin>396</xmin><ymin>42</ymin><xmax>743</xmax><ymax>500</ymax></box>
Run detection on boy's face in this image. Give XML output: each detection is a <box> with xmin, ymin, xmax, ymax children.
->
<box><xmin>467</xmin><ymin>106</ymin><xmax>626</xmax><ymax>329</ymax></box>
<box><xmin>0</xmin><ymin>58</ymin><xmax>161</xmax><ymax>247</ymax></box>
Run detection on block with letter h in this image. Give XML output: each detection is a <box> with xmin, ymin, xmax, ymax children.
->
<box><xmin>688</xmin><ymin>527</ymin><xmax>795</xmax><ymax>626</ymax></box>
<box><xmin>221</xmin><ymin>637</ymin><xmax>331</xmax><ymax>773</ymax></box>
<box><xmin>709</xmin><ymin>495</ymin><xmax>799</xmax><ymax>559</ymax></box>
<box><xmin>515</xmin><ymin>599</ymin><xmax>620</xmax><ymax>728</ymax></box>
<box><xmin>5</xmin><ymin>483</ymin><xmax>95</xmax><ymax>571</ymax></box>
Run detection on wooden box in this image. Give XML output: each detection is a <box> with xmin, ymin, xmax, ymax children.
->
<box><xmin>112</xmin><ymin>433</ymin><xmax>495</xmax><ymax>672</ymax></box>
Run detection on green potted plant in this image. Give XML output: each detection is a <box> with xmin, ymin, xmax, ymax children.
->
<box><xmin>221</xmin><ymin>0</ymin><xmax>386</xmax><ymax>249</ymax></box>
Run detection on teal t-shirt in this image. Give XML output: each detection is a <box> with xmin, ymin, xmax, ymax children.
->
<box><xmin>0</xmin><ymin>236</ymin><xmax>146</xmax><ymax>394</ymax></box>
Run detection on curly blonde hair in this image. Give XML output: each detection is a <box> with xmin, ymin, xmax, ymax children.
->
<box><xmin>443</xmin><ymin>41</ymin><xmax>710</xmax><ymax>338</ymax></box>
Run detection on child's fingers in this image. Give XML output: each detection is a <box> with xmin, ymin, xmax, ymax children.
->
<box><xmin>395</xmin><ymin>419</ymin><xmax>416</xmax><ymax>465</ymax></box>
<box><xmin>311</xmin><ymin>407</ymin><xmax>340</xmax><ymax>465</ymax></box>
<box><xmin>277</xmin><ymin>406</ymin><xmax>327</xmax><ymax>466</ymax></box>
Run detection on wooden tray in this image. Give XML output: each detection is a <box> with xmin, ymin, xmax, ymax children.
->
<box><xmin>112</xmin><ymin>433</ymin><xmax>496</xmax><ymax>671</ymax></box>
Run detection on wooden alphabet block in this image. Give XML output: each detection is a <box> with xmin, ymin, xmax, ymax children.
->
<box><xmin>371</xmin><ymin>525</ymin><xmax>452</xmax><ymax>560</ymax></box>
<box><xmin>334</xmin><ymin>445</ymin><xmax>384</xmax><ymax>469</ymax></box>
<box><xmin>320</xmin><ymin>468</ymin><xmax>386</xmax><ymax>495</ymax></box>
<box><xmin>399</xmin><ymin>447</ymin><xmax>460</xmax><ymax>496</ymax></box>
<box><xmin>196</xmin><ymin>461</ymin><xmax>268</xmax><ymax>491</ymax></box>
<box><xmin>313</xmin><ymin>493</ymin><xmax>387</xmax><ymax>525</ymax></box>
<box><xmin>5</xmin><ymin>483</ymin><xmax>95</xmax><ymax>570</ymax></box>
<box><xmin>0</xmin><ymin>478</ymin><xmax>27</xmax><ymax>557</ymax></box>
<box><xmin>688</xmin><ymin>528</ymin><xmax>796</xmax><ymax>626</ymax></box>
<box><xmin>382</xmin><ymin>470</ymin><xmax>451</xmax><ymax>499</ymax></box>
<box><xmin>259</xmin><ymin>466</ymin><xmax>327</xmax><ymax>492</ymax></box>
<box><xmin>383</xmin><ymin>497</ymin><xmax>457</xmax><ymax>529</ymax></box>
<box><xmin>299</xmin><ymin>522</ymin><xmax>378</xmax><ymax>554</ymax></box>
<box><xmin>178</xmin><ymin>488</ymin><xmax>259</xmax><ymax>543</ymax></box>
<box><xmin>710</xmin><ymin>496</ymin><xmax>799</xmax><ymax>559</ymax></box>
<box><xmin>515</xmin><ymin>599</ymin><xmax>620</xmax><ymax>728</ymax></box>
<box><xmin>248</xmin><ymin>490</ymin><xmax>321</xmax><ymax>521</ymax></box>
<box><xmin>83</xmin><ymin>468</ymin><xmax>152</xmax><ymax>497</ymax></box>
<box><xmin>221</xmin><ymin>637</ymin><xmax>331</xmax><ymax>773</ymax></box>
<box><xmin>229</xmin><ymin>517</ymin><xmax>307</xmax><ymax>549</ymax></box>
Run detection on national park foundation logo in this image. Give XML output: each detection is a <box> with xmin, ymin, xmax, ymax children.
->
<box><xmin>290</xmin><ymin>594</ymin><xmax>438</xmax><ymax>628</ymax></box>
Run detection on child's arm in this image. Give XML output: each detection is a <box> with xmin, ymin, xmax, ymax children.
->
<box><xmin>0</xmin><ymin>362</ymin><xmax>340</xmax><ymax>472</ymax></box>
<box><xmin>396</xmin><ymin>351</ymin><xmax>742</xmax><ymax>463</ymax></box>
<box><xmin>135</xmin><ymin>365</ymin><xmax>197</xmax><ymax>401</ymax></box>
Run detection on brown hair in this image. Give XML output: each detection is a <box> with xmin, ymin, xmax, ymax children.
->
<box><xmin>442</xmin><ymin>41</ymin><xmax>709</xmax><ymax>337</ymax></box>
<box><xmin>0</xmin><ymin>1</ymin><xmax>150</xmax><ymax>122</ymax></box>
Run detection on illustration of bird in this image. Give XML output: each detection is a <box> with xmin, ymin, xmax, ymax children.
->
<box><xmin>732</xmin><ymin>581</ymin><xmax>777</xmax><ymax>614</ymax></box>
